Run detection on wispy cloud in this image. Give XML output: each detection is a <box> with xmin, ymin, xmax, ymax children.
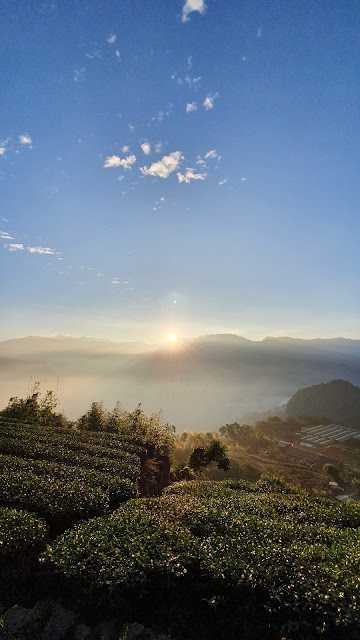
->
<box><xmin>0</xmin><ymin>147</ymin><xmax>6</xmax><ymax>156</ymax></box>
<box><xmin>140</xmin><ymin>142</ymin><xmax>151</xmax><ymax>155</ymax></box>
<box><xmin>203</xmin><ymin>94</ymin><xmax>218</xmax><ymax>110</ymax></box>
<box><xmin>27</xmin><ymin>246</ymin><xmax>56</xmax><ymax>255</ymax></box>
<box><xmin>107</xmin><ymin>33</ymin><xmax>117</xmax><ymax>44</ymax></box>
<box><xmin>205</xmin><ymin>149</ymin><xmax>221</xmax><ymax>160</ymax></box>
<box><xmin>73</xmin><ymin>68</ymin><xmax>86</xmax><ymax>83</ymax></box>
<box><xmin>182</xmin><ymin>0</ymin><xmax>207</xmax><ymax>23</ymax></box>
<box><xmin>0</xmin><ymin>231</ymin><xmax>14</xmax><ymax>240</ymax></box>
<box><xmin>104</xmin><ymin>154</ymin><xmax>137</xmax><ymax>169</ymax></box>
<box><xmin>186</xmin><ymin>102</ymin><xmax>198</xmax><ymax>113</ymax></box>
<box><xmin>177</xmin><ymin>168</ymin><xmax>207</xmax><ymax>184</ymax></box>
<box><xmin>19</xmin><ymin>134</ymin><xmax>32</xmax><ymax>145</ymax></box>
<box><xmin>218</xmin><ymin>178</ymin><xmax>228</xmax><ymax>186</ymax></box>
<box><xmin>6</xmin><ymin>243</ymin><xmax>24</xmax><ymax>252</ymax></box>
<box><xmin>141</xmin><ymin>151</ymin><xmax>183</xmax><ymax>179</ymax></box>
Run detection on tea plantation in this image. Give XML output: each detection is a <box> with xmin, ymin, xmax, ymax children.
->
<box><xmin>1</xmin><ymin>418</ymin><xmax>360</xmax><ymax>639</ymax></box>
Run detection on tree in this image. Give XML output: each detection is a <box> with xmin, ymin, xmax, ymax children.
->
<box><xmin>189</xmin><ymin>439</ymin><xmax>230</xmax><ymax>474</ymax></box>
<box><xmin>0</xmin><ymin>382</ymin><xmax>67</xmax><ymax>429</ymax></box>
<box><xmin>78</xmin><ymin>402</ymin><xmax>108</xmax><ymax>432</ymax></box>
<box><xmin>114</xmin><ymin>403</ymin><xmax>176</xmax><ymax>457</ymax></box>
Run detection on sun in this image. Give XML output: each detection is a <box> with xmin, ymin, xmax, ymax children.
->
<box><xmin>166</xmin><ymin>333</ymin><xmax>178</xmax><ymax>344</ymax></box>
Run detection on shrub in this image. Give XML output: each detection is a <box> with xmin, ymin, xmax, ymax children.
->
<box><xmin>0</xmin><ymin>507</ymin><xmax>48</xmax><ymax>605</ymax></box>
<box><xmin>0</xmin><ymin>454</ymin><xmax>137</xmax><ymax>508</ymax></box>
<box><xmin>0</xmin><ymin>434</ymin><xmax>140</xmax><ymax>480</ymax></box>
<box><xmin>44</xmin><ymin>482</ymin><xmax>360</xmax><ymax>638</ymax></box>
<box><xmin>0</xmin><ymin>471</ymin><xmax>109</xmax><ymax>531</ymax></box>
<box><xmin>0</xmin><ymin>507</ymin><xmax>48</xmax><ymax>560</ymax></box>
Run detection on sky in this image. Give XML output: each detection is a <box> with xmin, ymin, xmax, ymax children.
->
<box><xmin>1</xmin><ymin>0</ymin><xmax>360</xmax><ymax>343</ymax></box>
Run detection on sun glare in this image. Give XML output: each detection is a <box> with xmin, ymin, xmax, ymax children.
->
<box><xmin>167</xmin><ymin>333</ymin><xmax>178</xmax><ymax>344</ymax></box>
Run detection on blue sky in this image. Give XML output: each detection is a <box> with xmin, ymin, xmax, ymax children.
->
<box><xmin>1</xmin><ymin>0</ymin><xmax>360</xmax><ymax>343</ymax></box>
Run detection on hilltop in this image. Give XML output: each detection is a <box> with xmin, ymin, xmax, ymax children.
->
<box><xmin>287</xmin><ymin>379</ymin><xmax>360</xmax><ymax>427</ymax></box>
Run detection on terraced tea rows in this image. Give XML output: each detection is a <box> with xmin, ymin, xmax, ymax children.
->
<box><xmin>0</xmin><ymin>419</ymin><xmax>143</xmax><ymax>531</ymax></box>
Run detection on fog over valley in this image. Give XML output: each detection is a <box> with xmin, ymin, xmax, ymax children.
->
<box><xmin>2</xmin><ymin>334</ymin><xmax>360</xmax><ymax>429</ymax></box>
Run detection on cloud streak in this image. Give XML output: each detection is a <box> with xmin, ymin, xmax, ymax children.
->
<box><xmin>27</xmin><ymin>246</ymin><xmax>56</xmax><ymax>255</ymax></box>
<box><xmin>0</xmin><ymin>231</ymin><xmax>14</xmax><ymax>240</ymax></box>
<box><xmin>6</xmin><ymin>243</ymin><xmax>24</xmax><ymax>252</ymax></box>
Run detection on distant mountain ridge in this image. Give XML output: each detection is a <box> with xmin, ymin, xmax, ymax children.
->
<box><xmin>1</xmin><ymin>334</ymin><xmax>360</xmax><ymax>429</ymax></box>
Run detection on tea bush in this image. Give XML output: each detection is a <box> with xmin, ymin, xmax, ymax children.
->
<box><xmin>0</xmin><ymin>507</ymin><xmax>48</xmax><ymax>560</ymax></box>
<box><xmin>0</xmin><ymin>454</ymin><xmax>137</xmax><ymax>508</ymax></box>
<box><xmin>0</xmin><ymin>471</ymin><xmax>109</xmax><ymax>531</ymax></box>
<box><xmin>0</xmin><ymin>435</ymin><xmax>140</xmax><ymax>479</ymax></box>
<box><xmin>44</xmin><ymin>482</ymin><xmax>360</xmax><ymax>639</ymax></box>
<box><xmin>0</xmin><ymin>507</ymin><xmax>48</xmax><ymax>605</ymax></box>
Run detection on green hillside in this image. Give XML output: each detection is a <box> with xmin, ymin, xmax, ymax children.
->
<box><xmin>1</xmin><ymin>417</ymin><xmax>360</xmax><ymax>639</ymax></box>
<box><xmin>287</xmin><ymin>379</ymin><xmax>360</xmax><ymax>427</ymax></box>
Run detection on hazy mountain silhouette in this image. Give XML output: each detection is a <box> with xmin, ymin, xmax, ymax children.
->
<box><xmin>287</xmin><ymin>379</ymin><xmax>360</xmax><ymax>427</ymax></box>
<box><xmin>1</xmin><ymin>334</ymin><xmax>360</xmax><ymax>429</ymax></box>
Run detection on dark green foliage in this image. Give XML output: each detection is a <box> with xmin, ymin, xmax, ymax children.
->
<box><xmin>44</xmin><ymin>480</ymin><xmax>360</xmax><ymax>638</ymax></box>
<box><xmin>0</xmin><ymin>454</ymin><xmax>137</xmax><ymax>508</ymax></box>
<box><xmin>0</xmin><ymin>507</ymin><xmax>48</xmax><ymax>560</ymax></box>
<box><xmin>0</xmin><ymin>422</ymin><xmax>141</xmax><ymax>480</ymax></box>
<box><xmin>77</xmin><ymin>401</ymin><xmax>108</xmax><ymax>432</ymax></box>
<box><xmin>189</xmin><ymin>440</ymin><xmax>230</xmax><ymax>473</ymax></box>
<box><xmin>0</xmin><ymin>382</ymin><xmax>67</xmax><ymax>429</ymax></box>
<box><xmin>0</xmin><ymin>507</ymin><xmax>48</xmax><ymax>606</ymax></box>
<box><xmin>0</xmin><ymin>471</ymin><xmax>109</xmax><ymax>531</ymax></box>
<box><xmin>78</xmin><ymin>402</ymin><xmax>176</xmax><ymax>457</ymax></box>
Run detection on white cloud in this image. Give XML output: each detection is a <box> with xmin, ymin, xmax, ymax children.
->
<box><xmin>186</xmin><ymin>102</ymin><xmax>198</xmax><ymax>113</ymax></box>
<box><xmin>205</xmin><ymin>149</ymin><xmax>219</xmax><ymax>160</ymax></box>
<box><xmin>177</xmin><ymin>168</ymin><xmax>207</xmax><ymax>184</ymax></box>
<box><xmin>182</xmin><ymin>0</ymin><xmax>207</xmax><ymax>23</ymax></box>
<box><xmin>6</xmin><ymin>243</ymin><xmax>24</xmax><ymax>252</ymax></box>
<box><xmin>0</xmin><ymin>231</ymin><xmax>14</xmax><ymax>240</ymax></box>
<box><xmin>107</xmin><ymin>33</ymin><xmax>117</xmax><ymax>44</ymax></box>
<box><xmin>104</xmin><ymin>154</ymin><xmax>136</xmax><ymax>169</ymax></box>
<box><xmin>203</xmin><ymin>94</ymin><xmax>218</xmax><ymax>110</ymax></box>
<box><xmin>0</xmin><ymin>147</ymin><xmax>6</xmax><ymax>156</ymax></box>
<box><xmin>122</xmin><ymin>145</ymin><xmax>130</xmax><ymax>153</ymax></box>
<box><xmin>27</xmin><ymin>246</ymin><xmax>56</xmax><ymax>255</ymax></box>
<box><xmin>141</xmin><ymin>151</ymin><xmax>183</xmax><ymax>179</ymax></box>
<box><xmin>111</xmin><ymin>278</ymin><xmax>121</xmax><ymax>285</ymax></box>
<box><xmin>140</xmin><ymin>142</ymin><xmax>151</xmax><ymax>155</ymax></box>
<box><xmin>218</xmin><ymin>178</ymin><xmax>228</xmax><ymax>186</ymax></box>
<box><xmin>19</xmin><ymin>134</ymin><xmax>32</xmax><ymax>145</ymax></box>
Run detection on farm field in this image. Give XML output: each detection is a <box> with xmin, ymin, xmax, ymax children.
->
<box><xmin>1</xmin><ymin>418</ymin><xmax>360</xmax><ymax>639</ymax></box>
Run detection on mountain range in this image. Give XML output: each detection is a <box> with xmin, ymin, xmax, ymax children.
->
<box><xmin>1</xmin><ymin>334</ymin><xmax>360</xmax><ymax>430</ymax></box>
